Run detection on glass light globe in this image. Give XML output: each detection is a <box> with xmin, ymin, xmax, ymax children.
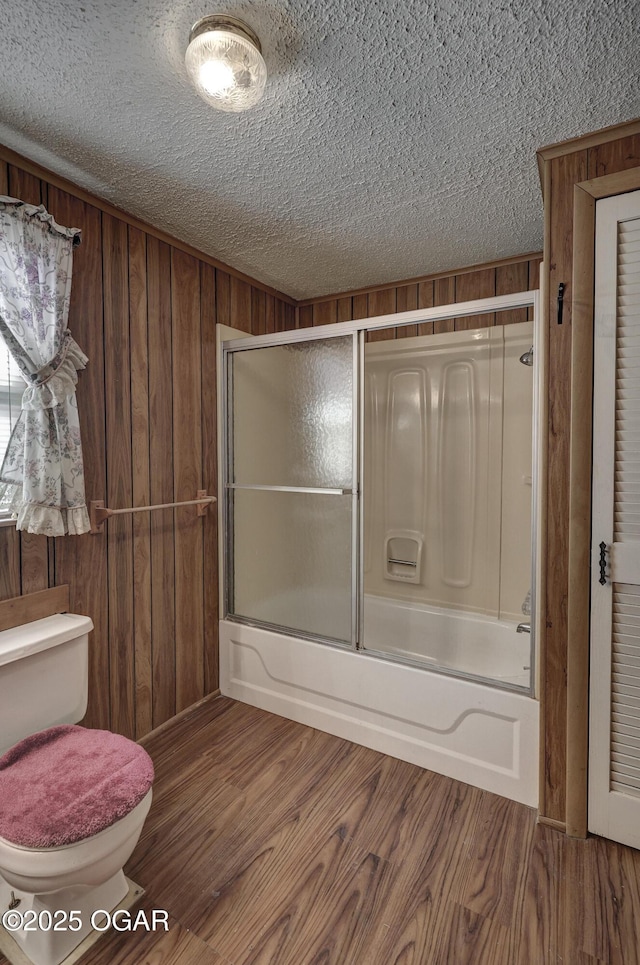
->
<box><xmin>185</xmin><ymin>16</ymin><xmax>267</xmax><ymax>113</ymax></box>
<box><xmin>199</xmin><ymin>59</ymin><xmax>235</xmax><ymax>96</ymax></box>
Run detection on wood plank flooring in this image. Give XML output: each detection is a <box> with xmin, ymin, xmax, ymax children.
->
<box><xmin>3</xmin><ymin>696</ymin><xmax>640</xmax><ymax>965</ymax></box>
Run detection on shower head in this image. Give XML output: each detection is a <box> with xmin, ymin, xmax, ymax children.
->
<box><xmin>519</xmin><ymin>346</ymin><xmax>534</xmax><ymax>366</ymax></box>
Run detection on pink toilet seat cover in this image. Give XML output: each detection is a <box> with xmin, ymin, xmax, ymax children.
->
<box><xmin>0</xmin><ymin>725</ymin><xmax>154</xmax><ymax>848</ymax></box>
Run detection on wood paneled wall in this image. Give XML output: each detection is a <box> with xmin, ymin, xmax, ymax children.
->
<box><xmin>297</xmin><ymin>255</ymin><xmax>542</xmax><ymax>336</ymax></box>
<box><xmin>0</xmin><ymin>152</ymin><xmax>295</xmax><ymax>741</ymax></box>
<box><xmin>537</xmin><ymin>124</ymin><xmax>640</xmax><ymax>825</ymax></box>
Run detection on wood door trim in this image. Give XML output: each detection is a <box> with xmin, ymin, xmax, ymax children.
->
<box><xmin>537</xmin><ymin>814</ymin><xmax>567</xmax><ymax>833</ymax></box>
<box><xmin>567</xmin><ymin>165</ymin><xmax>640</xmax><ymax>838</ymax></box>
<box><xmin>538</xmin><ymin>118</ymin><xmax>640</xmax><ymax>164</ymax></box>
<box><xmin>537</xmin><ymin>163</ymin><xmax>552</xmax><ymax>817</ymax></box>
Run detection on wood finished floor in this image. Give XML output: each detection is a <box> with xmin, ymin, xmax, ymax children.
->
<box><xmin>3</xmin><ymin>695</ymin><xmax>640</xmax><ymax>965</ymax></box>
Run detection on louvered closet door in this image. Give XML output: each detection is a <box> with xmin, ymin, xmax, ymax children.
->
<box><xmin>589</xmin><ymin>190</ymin><xmax>640</xmax><ymax>848</ymax></box>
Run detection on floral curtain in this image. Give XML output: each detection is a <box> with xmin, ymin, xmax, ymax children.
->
<box><xmin>0</xmin><ymin>196</ymin><xmax>90</xmax><ymax>536</ymax></box>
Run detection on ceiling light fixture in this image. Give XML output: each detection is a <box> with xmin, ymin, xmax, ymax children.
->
<box><xmin>185</xmin><ymin>15</ymin><xmax>267</xmax><ymax>113</ymax></box>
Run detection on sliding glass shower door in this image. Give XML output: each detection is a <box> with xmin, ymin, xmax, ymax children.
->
<box><xmin>225</xmin><ymin>334</ymin><xmax>358</xmax><ymax>646</ymax></box>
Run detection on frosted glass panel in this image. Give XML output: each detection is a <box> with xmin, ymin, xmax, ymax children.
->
<box><xmin>232</xmin><ymin>489</ymin><xmax>353</xmax><ymax>643</ymax></box>
<box><xmin>231</xmin><ymin>337</ymin><xmax>353</xmax><ymax>488</ymax></box>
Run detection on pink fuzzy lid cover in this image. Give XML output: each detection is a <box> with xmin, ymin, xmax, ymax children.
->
<box><xmin>0</xmin><ymin>725</ymin><xmax>154</xmax><ymax>848</ymax></box>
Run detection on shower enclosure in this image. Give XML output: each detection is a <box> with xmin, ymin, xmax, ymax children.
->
<box><xmin>219</xmin><ymin>291</ymin><xmax>541</xmax><ymax>805</ymax></box>
<box><xmin>361</xmin><ymin>322</ymin><xmax>533</xmax><ymax>688</ymax></box>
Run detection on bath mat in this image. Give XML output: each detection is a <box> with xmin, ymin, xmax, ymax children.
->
<box><xmin>0</xmin><ymin>725</ymin><xmax>154</xmax><ymax>847</ymax></box>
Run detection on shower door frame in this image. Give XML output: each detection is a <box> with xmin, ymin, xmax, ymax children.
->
<box><xmin>222</xmin><ymin>331</ymin><xmax>361</xmax><ymax>649</ymax></box>
<box><xmin>220</xmin><ymin>288</ymin><xmax>541</xmax><ymax>693</ymax></box>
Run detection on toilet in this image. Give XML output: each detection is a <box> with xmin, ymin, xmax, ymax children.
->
<box><xmin>0</xmin><ymin>614</ymin><xmax>154</xmax><ymax>965</ymax></box>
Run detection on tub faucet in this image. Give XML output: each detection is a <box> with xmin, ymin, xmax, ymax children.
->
<box><xmin>516</xmin><ymin>622</ymin><xmax>531</xmax><ymax>634</ymax></box>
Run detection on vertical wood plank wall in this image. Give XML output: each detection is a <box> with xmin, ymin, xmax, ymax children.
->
<box><xmin>297</xmin><ymin>257</ymin><xmax>542</xmax><ymax>334</ymax></box>
<box><xmin>539</xmin><ymin>131</ymin><xmax>640</xmax><ymax>823</ymax></box>
<box><xmin>0</xmin><ymin>155</ymin><xmax>295</xmax><ymax>741</ymax></box>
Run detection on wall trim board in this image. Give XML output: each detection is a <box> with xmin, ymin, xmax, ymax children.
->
<box><xmin>138</xmin><ymin>689</ymin><xmax>221</xmax><ymax>747</ymax></box>
<box><xmin>537</xmin><ymin>815</ymin><xmax>567</xmax><ymax>834</ymax></box>
<box><xmin>578</xmin><ymin>166</ymin><xmax>640</xmax><ymax>200</ymax></box>
<box><xmin>536</xmin><ymin>154</ymin><xmax>545</xmax><ymax>196</ymax></box>
<box><xmin>0</xmin><ymin>144</ymin><xmax>295</xmax><ymax>306</ymax></box>
<box><xmin>566</xmin><ymin>183</ymin><xmax>596</xmax><ymax>839</ymax></box>
<box><xmin>0</xmin><ymin>584</ymin><xmax>70</xmax><ymax>632</ymax></box>
<box><xmin>566</xmin><ymin>165</ymin><xmax>640</xmax><ymax>839</ymax></box>
<box><xmin>538</xmin><ymin>149</ymin><xmax>589</xmax><ymax>825</ymax></box>
<box><xmin>537</xmin><ymin>118</ymin><xmax>640</xmax><ymax>164</ymax></box>
<box><xmin>535</xmin><ymin>282</ymin><xmax>548</xmax><ymax>806</ymax></box>
<box><xmin>296</xmin><ymin>251</ymin><xmax>543</xmax><ymax>309</ymax></box>
<box><xmin>537</xmin><ymin>165</ymin><xmax>552</xmax><ymax>814</ymax></box>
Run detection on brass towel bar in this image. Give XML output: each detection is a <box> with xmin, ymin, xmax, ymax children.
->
<box><xmin>89</xmin><ymin>491</ymin><xmax>216</xmax><ymax>534</ymax></box>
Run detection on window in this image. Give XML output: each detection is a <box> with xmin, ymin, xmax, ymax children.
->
<box><xmin>0</xmin><ymin>333</ymin><xmax>25</xmax><ymax>518</ymax></box>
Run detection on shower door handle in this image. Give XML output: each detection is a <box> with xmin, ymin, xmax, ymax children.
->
<box><xmin>227</xmin><ymin>484</ymin><xmax>355</xmax><ymax>496</ymax></box>
<box><xmin>599</xmin><ymin>541</ymin><xmax>608</xmax><ymax>585</ymax></box>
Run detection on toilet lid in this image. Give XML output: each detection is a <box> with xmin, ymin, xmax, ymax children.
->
<box><xmin>0</xmin><ymin>725</ymin><xmax>154</xmax><ymax>848</ymax></box>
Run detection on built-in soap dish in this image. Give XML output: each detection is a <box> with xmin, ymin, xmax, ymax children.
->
<box><xmin>384</xmin><ymin>533</ymin><xmax>423</xmax><ymax>584</ymax></box>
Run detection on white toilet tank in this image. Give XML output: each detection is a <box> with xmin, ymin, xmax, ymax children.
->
<box><xmin>0</xmin><ymin>613</ymin><xmax>93</xmax><ymax>756</ymax></box>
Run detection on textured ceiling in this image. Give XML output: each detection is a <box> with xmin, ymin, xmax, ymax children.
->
<box><xmin>0</xmin><ymin>0</ymin><xmax>638</xmax><ymax>300</ymax></box>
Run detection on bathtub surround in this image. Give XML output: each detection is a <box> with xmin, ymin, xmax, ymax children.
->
<box><xmin>362</xmin><ymin>596</ymin><xmax>531</xmax><ymax>688</ymax></box>
<box><xmin>363</xmin><ymin>323</ymin><xmax>533</xmax><ymax>628</ymax></box>
<box><xmin>220</xmin><ymin>621</ymin><xmax>539</xmax><ymax>804</ymax></box>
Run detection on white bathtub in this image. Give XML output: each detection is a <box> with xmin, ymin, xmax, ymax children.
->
<box><xmin>363</xmin><ymin>595</ymin><xmax>531</xmax><ymax>689</ymax></box>
<box><xmin>220</xmin><ymin>606</ymin><xmax>539</xmax><ymax>806</ymax></box>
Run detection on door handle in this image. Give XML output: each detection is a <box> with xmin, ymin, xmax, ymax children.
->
<box><xmin>557</xmin><ymin>282</ymin><xmax>565</xmax><ymax>325</ymax></box>
<box><xmin>599</xmin><ymin>541</ymin><xmax>608</xmax><ymax>585</ymax></box>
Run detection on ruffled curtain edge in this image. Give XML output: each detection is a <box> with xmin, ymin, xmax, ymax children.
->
<box><xmin>0</xmin><ymin>196</ymin><xmax>81</xmax><ymax>248</ymax></box>
<box><xmin>0</xmin><ymin>481</ymin><xmax>90</xmax><ymax>536</ymax></box>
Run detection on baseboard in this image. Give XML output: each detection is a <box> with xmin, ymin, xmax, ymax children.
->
<box><xmin>139</xmin><ymin>689</ymin><xmax>221</xmax><ymax>747</ymax></box>
<box><xmin>537</xmin><ymin>814</ymin><xmax>567</xmax><ymax>833</ymax></box>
